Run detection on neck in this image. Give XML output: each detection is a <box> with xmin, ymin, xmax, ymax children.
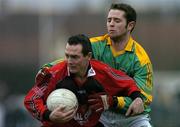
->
<box><xmin>111</xmin><ymin>33</ymin><xmax>130</xmax><ymax>51</ymax></box>
<box><xmin>76</xmin><ymin>64</ymin><xmax>89</xmax><ymax>78</ymax></box>
<box><xmin>74</xmin><ymin>64</ymin><xmax>89</xmax><ymax>85</ymax></box>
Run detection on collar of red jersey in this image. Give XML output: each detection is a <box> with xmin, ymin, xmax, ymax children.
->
<box><xmin>67</xmin><ymin>65</ymin><xmax>96</xmax><ymax>77</ymax></box>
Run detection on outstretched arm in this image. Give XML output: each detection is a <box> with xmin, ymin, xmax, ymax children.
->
<box><xmin>117</xmin><ymin>62</ymin><xmax>153</xmax><ymax>116</ymax></box>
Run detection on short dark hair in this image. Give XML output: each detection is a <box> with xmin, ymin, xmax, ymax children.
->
<box><xmin>110</xmin><ymin>3</ymin><xmax>137</xmax><ymax>24</ymax></box>
<box><xmin>67</xmin><ymin>34</ymin><xmax>92</xmax><ymax>56</ymax></box>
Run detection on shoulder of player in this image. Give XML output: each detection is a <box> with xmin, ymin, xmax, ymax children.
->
<box><xmin>133</xmin><ymin>41</ymin><xmax>151</xmax><ymax>65</ymax></box>
<box><xmin>43</xmin><ymin>58</ymin><xmax>64</xmax><ymax>68</ymax></box>
<box><xmin>90</xmin><ymin>59</ymin><xmax>107</xmax><ymax>68</ymax></box>
<box><xmin>90</xmin><ymin>59</ymin><xmax>113</xmax><ymax>74</ymax></box>
<box><xmin>90</xmin><ymin>59</ymin><xmax>129</xmax><ymax>80</ymax></box>
<box><xmin>47</xmin><ymin>60</ymin><xmax>67</xmax><ymax>75</ymax></box>
<box><xmin>90</xmin><ymin>34</ymin><xmax>108</xmax><ymax>43</ymax></box>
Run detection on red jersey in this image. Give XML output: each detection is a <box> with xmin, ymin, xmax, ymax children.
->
<box><xmin>24</xmin><ymin>59</ymin><xmax>140</xmax><ymax>127</ymax></box>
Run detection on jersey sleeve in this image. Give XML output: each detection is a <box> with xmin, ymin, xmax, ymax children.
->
<box><xmin>24</xmin><ymin>75</ymin><xmax>51</xmax><ymax>122</ymax></box>
<box><xmin>92</xmin><ymin>60</ymin><xmax>141</xmax><ymax>98</ymax></box>
<box><xmin>134</xmin><ymin>62</ymin><xmax>153</xmax><ymax>105</ymax></box>
<box><xmin>90</xmin><ymin>38</ymin><xmax>107</xmax><ymax>60</ymax></box>
<box><xmin>24</xmin><ymin>66</ymin><xmax>58</xmax><ymax>123</ymax></box>
<box><xmin>35</xmin><ymin>58</ymin><xmax>64</xmax><ymax>84</ymax></box>
<box><xmin>117</xmin><ymin>62</ymin><xmax>153</xmax><ymax>112</ymax></box>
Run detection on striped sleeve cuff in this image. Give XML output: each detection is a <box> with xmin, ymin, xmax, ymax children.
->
<box><xmin>129</xmin><ymin>91</ymin><xmax>142</xmax><ymax>100</ymax></box>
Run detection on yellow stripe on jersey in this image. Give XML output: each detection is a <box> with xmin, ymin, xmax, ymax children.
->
<box><xmin>90</xmin><ymin>34</ymin><xmax>108</xmax><ymax>43</ymax></box>
<box><xmin>140</xmin><ymin>90</ymin><xmax>153</xmax><ymax>105</ymax></box>
<box><xmin>146</xmin><ymin>63</ymin><xmax>153</xmax><ymax>89</ymax></box>
<box><xmin>117</xmin><ymin>97</ymin><xmax>125</xmax><ymax>109</ymax></box>
<box><xmin>125</xmin><ymin>36</ymin><xmax>134</xmax><ymax>52</ymax></box>
<box><xmin>134</xmin><ymin>42</ymin><xmax>151</xmax><ymax>66</ymax></box>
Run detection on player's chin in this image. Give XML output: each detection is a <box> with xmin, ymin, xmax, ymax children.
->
<box><xmin>69</xmin><ymin>68</ymin><xmax>78</xmax><ymax>74</ymax></box>
<box><xmin>108</xmin><ymin>32</ymin><xmax>117</xmax><ymax>38</ymax></box>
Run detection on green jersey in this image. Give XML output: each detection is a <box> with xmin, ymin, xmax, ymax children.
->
<box><xmin>90</xmin><ymin>34</ymin><xmax>153</xmax><ymax>114</ymax></box>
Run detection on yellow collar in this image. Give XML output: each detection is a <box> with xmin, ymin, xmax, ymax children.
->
<box><xmin>125</xmin><ymin>36</ymin><xmax>134</xmax><ymax>52</ymax></box>
<box><xmin>106</xmin><ymin>34</ymin><xmax>134</xmax><ymax>56</ymax></box>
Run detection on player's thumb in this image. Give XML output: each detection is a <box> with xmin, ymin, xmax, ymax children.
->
<box><xmin>125</xmin><ymin>106</ymin><xmax>132</xmax><ymax>116</ymax></box>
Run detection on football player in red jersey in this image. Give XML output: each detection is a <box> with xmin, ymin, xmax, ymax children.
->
<box><xmin>24</xmin><ymin>34</ymin><xmax>144</xmax><ymax>127</ymax></box>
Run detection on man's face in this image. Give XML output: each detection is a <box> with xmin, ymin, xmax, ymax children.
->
<box><xmin>65</xmin><ymin>43</ymin><xmax>90</xmax><ymax>75</ymax></box>
<box><xmin>107</xmin><ymin>9</ymin><xmax>128</xmax><ymax>39</ymax></box>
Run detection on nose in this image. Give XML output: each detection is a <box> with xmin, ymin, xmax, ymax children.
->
<box><xmin>109</xmin><ymin>20</ymin><xmax>115</xmax><ymax>26</ymax></box>
<box><xmin>67</xmin><ymin>57</ymin><xmax>76</xmax><ymax>66</ymax></box>
<box><xmin>67</xmin><ymin>57</ymin><xmax>72</xmax><ymax>64</ymax></box>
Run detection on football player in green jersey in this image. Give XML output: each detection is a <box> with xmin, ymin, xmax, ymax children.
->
<box><xmin>90</xmin><ymin>3</ymin><xmax>153</xmax><ymax>127</ymax></box>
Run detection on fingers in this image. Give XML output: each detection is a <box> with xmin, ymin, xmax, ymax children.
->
<box><xmin>88</xmin><ymin>95</ymin><xmax>104</xmax><ymax>113</ymax></box>
<box><xmin>61</xmin><ymin>110</ymin><xmax>75</xmax><ymax>122</ymax></box>
<box><xmin>88</xmin><ymin>94</ymin><xmax>100</xmax><ymax>99</ymax></box>
<box><xmin>88</xmin><ymin>95</ymin><xmax>102</xmax><ymax>111</ymax></box>
<box><xmin>88</xmin><ymin>98</ymin><xmax>99</xmax><ymax>105</ymax></box>
<box><xmin>88</xmin><ymin>92</ymin><xmax>111</xmax><ymax>113</ymax></box>
<box><xmin>89</xmin><ymin>103</ymin><xmax>103</xmax><ymax>113</ymax></box>
<box><xmin>125</xmin><ymin>104</ymin><xmax>140</xmax><ymax>116</ymax></box>
<box><xmin>61</xmin><ymin>107</ymin><xmax>77</xmax><ymax>122</ymax></box>
<box><xmin>49</xmin><ymin>106</ymin><xmax>75</xmax><ymax>123</ymax></box>
<box><xmin>88</xmin><ymin>92</ymin><xmax>106</xmax><ymax>99</ymax></box>
<box><xmin>125</xmin><ymin>97</ymin><xmax>144</xmax><ymax>116</ymax></box>
<box><xmin>133</xmin><ymin>98</ymin><xmax>144</xmax><ymax>114</ymax></box>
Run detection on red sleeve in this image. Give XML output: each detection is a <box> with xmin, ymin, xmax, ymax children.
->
<box><xmin>24</xmin><ymin>84</ymin><xmax>50</xmax><ymax>121</ymax></box>
<box><xmin>91</xmin><ymin>60</ymin><xmax>140</xmax><ymax>96</ymax></box>
<box><xmin>24</xmin><ymin>61</ymin><xmax>67</xmax><ymax>123</ymax></box>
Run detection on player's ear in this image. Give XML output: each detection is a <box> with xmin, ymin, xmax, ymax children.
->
<box><xmin>127</xmin><ymin>21</ymin><xmax>136</xmax><ymax>32</ymax></box>
<box><xmin>87</xmin><ymin>52</ymin><xmax>92</xmax><ymax>60</ymax></box>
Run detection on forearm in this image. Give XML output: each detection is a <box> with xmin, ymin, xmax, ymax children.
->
<box><xmin>24</xmin><ymin>68</ymin><xmax>52</xmax><ymax>122</ymax></box>
<box><xmin>24</xmin><ymin>85</ymin><xmax>49</xmax><ymax>121</ymax></box>
<box><xmin>113</xmin><ymin>91</ymin><xmax>142</xmax><ymax>109</ymax></box>
<box><xmin>134</xmin><ymin>63</ymin><xmax>153</xmax><ymax>106</ymax></box>
<box><xmin>115</xmin><ymin>85</ymin><xmax>152</xmax><ymax>113</ymax></box>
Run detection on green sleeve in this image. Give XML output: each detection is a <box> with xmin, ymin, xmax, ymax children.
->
<box><xmin>91</xmin><ymin>41</ymin><xmax>107</xmax><ymax>60</ymax></box>
<box><xmin>42</xmin><ymin>58</ymin><xmax>64</xmax><ymax>68</ymax></box>
<box><xmin>117</xmin><ymin>62</ymin><xmax>153</xmax><ymax>113</ymax></box>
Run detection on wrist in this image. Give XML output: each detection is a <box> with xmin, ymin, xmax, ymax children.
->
<box><xmin>109</xmin><ymin>96</ymin><xmax>118</xmax><ymax>108</ymax></box>
<box><xmin>43</xmin><ymin>109</ymin><xmax>52</xmax><ymax>121</ymax></box>
<box><xmin>113</xmin><ymin>96</ymin><xmax>118</xmax><ymax>108</ymax></box>
<box><xmin>129</xmin><ymin>91</ymin><xmax>142</xmax><ymax>100</ymax></box>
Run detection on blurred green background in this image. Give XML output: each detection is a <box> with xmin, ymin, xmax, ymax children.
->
<box><xmin>0</xmin><ymin>0</ymin><xmax>180</xmax><ymax>127</ymax></box>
